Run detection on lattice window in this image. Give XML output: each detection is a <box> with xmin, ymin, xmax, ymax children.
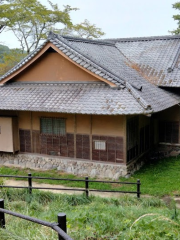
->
<box><xmin>40</xmin><ymin>118</ymin><xmax>66</xmax><ymax>136</ymax></box>
<box><xmin>94</xmin><ymin>140</ymin><xmax>106</xmax><ymax>150</ymax></box>
<box><xmin>159</xmin><ymin>121</ymin><xmax>179</xmax><ymax>144</ymax></box>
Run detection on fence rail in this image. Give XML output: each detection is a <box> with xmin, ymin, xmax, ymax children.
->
<box><xmin>0</xmin><ymin>174</ymin><xmax>141</xmax><ymax>198</ymax></box>
<box><xmin>0</xmin><ymin>199</ymin><xmax>73</xmax><ymax>240</ymax></box>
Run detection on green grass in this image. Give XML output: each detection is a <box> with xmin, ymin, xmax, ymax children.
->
<box><xmin>1</xmin><ymin>155</ymin><xmax>180</xmax><ymax>196</ymax></box>
<box><xmin>0</xmin><ymin>189</ymin><xmax>180</xmax><ymax>240</ymax></box>
<box><xmin>119</xmin><ymin>156</ymin><xmax>180</xmax><ymax>197</ymax></box>
<box><xmin>1</xmin><ymin>157</ymin><xmax>180</xmax><ymax>239</ymax></box>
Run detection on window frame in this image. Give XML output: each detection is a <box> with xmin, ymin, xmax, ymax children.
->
<box><xmin>93</xmin><ymin>140</ymin><xmax>106</xmax><ymax>151</ymax></box>
<box><xmin>40</xmin><ymin>117</ymin><xmax>66</xmax><ymax>136</ymax></box>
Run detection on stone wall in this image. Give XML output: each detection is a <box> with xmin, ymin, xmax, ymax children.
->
<box><xmin>157</xmin><ymin>143</ymin><xmax>180</xmax><ymax>158</ymax></box>
<box><xmin>0</xmin><ymin>153</ymin><xmax>127</xmax><ymax>180</ymax></box>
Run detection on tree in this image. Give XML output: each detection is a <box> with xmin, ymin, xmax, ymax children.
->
<box><xmin>0</xmin><ymin>48</ymin><xmax>27</xmax><ymax>76</ymax></box>
<box><xmin>0</xmin><ymin>0</ymin><xmax>5</xmax><ymax>33</ymax></box>
<box><xmin>59</xmin><ymin>19</ymin><xmax>105</xmax><ymax>39</ymax></box>
<box><xmin>170</xmin><ymin>2</ymin><xmax>180</xmax><ymax>34</ymax></box>
<box><xmin>0</xmin><ymin>23</ymin><xmax>5</xmax><ymax>33</ymax></box>
<box><xmin>0</xmin><ymin>44</ymin><xmax>10</xmax><ymax>62</ymax></box>
<box><xmin>0</xmin><ymin>0</ymin><xmax>77</xmax><ymax>53</ymax></box>
<box><xmin>0</xmin><ymin>0</ymin><xmax>105</xmax><ymax>53</ymax></box>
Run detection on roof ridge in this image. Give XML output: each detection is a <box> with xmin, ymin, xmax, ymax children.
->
<box><xmin>50</xmin><ymin>33</ymin><xmax>125</xmax><ymax>86</ymax></box>
<box><xmin>62</xmin><ymin>35</ymin><xmax>115</xmax><ymax>46</ymax></box>
<box><xmin>126</xmin><ymin>82</ymin><xmax>151</xmax><ymax>111</ymax></box>
<box><xmin>167</xmin><ymin>42</ymin><xmax>180</xmax><ymax>72</ymax></box>
<box><xmin>105</xmin><ymin>34</ymin><xmax>180</xmax><ymax>42</ymax></box>
<box><xmin>0</xmin><ymin>31</ymin><xmax>125</xmax><ymax>88</ymax></box>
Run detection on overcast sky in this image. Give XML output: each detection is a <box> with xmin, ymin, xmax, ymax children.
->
<box><xmin>0</xmin><ymin>0</ymin><xmax>179</xmax><ymax>48</ymax></box>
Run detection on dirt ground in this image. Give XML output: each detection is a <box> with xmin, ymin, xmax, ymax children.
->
<box><xmin>3</xmin><ymin>180</ymin><xmax>180</xmax><ymax>208</ymax></box>
<box><xmin>3</xmin><ymin>179</ymin><xmax>125</xmax><ymax>198</ymax></box>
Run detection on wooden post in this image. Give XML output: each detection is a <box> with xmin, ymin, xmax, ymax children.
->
<box><xmin>85</xmin><ymin>177</ymin><xmax>89</xmax><ymax>198</ymax></box>
<box><xmin>28</xmin><ymin>173</ymin><xmax>32</xmax><ymax>195</ymax></box>
<box><xmin>57</xmin><ymin>213</ymin><xmax>67</xmax><ymax>240</ymax></box>
<box><xmin>0</xmin><ymin>199</ymin><xmax>5</xmax><ymax>228</ymax></box>
<box><xmin>74</xmin><ymin>114</ymin><xmax>77</xmax><ymax>159</ymax></box>
<box><xmin>30</xmin><ymin>111</ymin><xmax>33</xmax><ymax>153</ymax></box>
<box><xmin>137</xmin><ymin>179</ymin><xmax>141</xmax><ymax>198</ymax></box>
<box><xmin>123</xmin><ymin>115</ymin><xmax>127</xmax><ymax>164</ymax></box>
<box><xmin>90</xmin><ymin>115</ymin><xmax>92</xmax><ymax>160</ymax></box>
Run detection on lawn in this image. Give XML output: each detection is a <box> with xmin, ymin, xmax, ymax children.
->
<box><xmin>120</xmin><ymin>156</ymin><xmax>180</xmax><ymax>196</ymax></box>
<box><xmin>0</xmin><ymin>189</ymin><xmax>179</xmax><ymax>240</ymax></box>
<box><xmin>0</xmin><ymin>157</ymin><xmax>180</xmax><ymax>239</ymax></box>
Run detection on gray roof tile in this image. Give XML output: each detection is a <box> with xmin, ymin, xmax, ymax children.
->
<box><xmin>0</xmin><ymin>32</ymin><xmax>180</xmax><ymax>114</ymax></box>
<box><xmin>0</xmin><ymin>82</ymin><xmax>148</xmax><ymax>115</ymax></box>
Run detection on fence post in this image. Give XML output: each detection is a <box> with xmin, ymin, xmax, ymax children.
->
<box><xmin>85</xmin><ymin>177</ymin><xmax>89</xmax><ymax>198</ymax></box>
<box><xmin>57</xmin><ymin>213</ymin><xmax>67</xmax><ymax>240</ymax></box>
<box><xmin>28</xmin><ymin>173</ymin><xmax>32</xmax><ymax>195</ymax></box>
<box><xmin>0</xmin><ymin>199</ymin><xmax>5</xmax><ymax>228</ymax></box>
<box><xmin>137</xmin><ymin>179</ymin><xmax>141</xmax><ymax>198</ymax></box>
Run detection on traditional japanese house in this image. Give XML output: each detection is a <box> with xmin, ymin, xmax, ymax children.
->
<box><xmin>0</xmin><ymin>32</ymin><xmax>180</xmax><ymax>179</ymax></box>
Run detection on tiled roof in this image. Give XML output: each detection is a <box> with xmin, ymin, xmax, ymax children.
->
<box><xmin>113</xmin><ymin>35</ymin><xmax>180</xmax><ymax>87</ymax></box>
<box><xmin>0</xmin><ymin>32</ymin><xmax>180</xmax><ymax>115</ymax></box>
<box><xmin>63</xmin><ymin>34</ymin><xmax>180</xmax><ymax>112</ymax></box>
<box><xmin>0</xmin><ymin>32</ymin><xmax>124</xmax><ymax>88</ymax></box>
<box><xmin>0</xmin><ymin>82</ymin><xmax>179</xmax><ymax>115</ymax></box>
<box><xmin>0</xmin><ymin>82</ymin><xmax>149</xmax><ymax>115</ymax></box>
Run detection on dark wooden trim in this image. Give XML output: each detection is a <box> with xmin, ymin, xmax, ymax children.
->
<box><xmin>74</xmin><ymin>114</ymin><xmax>77</xmax><ymax>158</ymax></box>
<box><xmin>90</xmin><ymin>115</ymin><xmax>92</xmax><ymax>160</ymax></box>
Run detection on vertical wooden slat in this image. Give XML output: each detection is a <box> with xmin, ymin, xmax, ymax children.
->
<box><xmin>30</xmin><ymin>112</ymin><xmax>33</xmax><ymax>153</ymax></box>
<box><xmin>123</xmin><ymin>115</ymin><xmax>127</xmax><ymax>164</ymax></box>
<box><xmin>74</xmin><ymin>114</ymin><xmax>77</xmax><ymax>158</ymax></box>
<box><xmin>90</xmin><ymin>115</ymin><xmax>92</xmax><ymax>160</ymax></box>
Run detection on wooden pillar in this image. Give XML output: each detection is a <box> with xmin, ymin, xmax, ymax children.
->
<box><xmin>74</xmin><ymin>114</ymin><xmax>77</xmax><ymax>158</ymax></box>
<box><xmin>90</xmin><ymin>115</ymin><xmax>92</xmax><ymax>160</ymax></box>
<box><xmin>30</xmin><ymin>111</ymin><xmax>33</xmax><ymax>153</ymax></box>
<box><xmin>123</xmin><ymin>115</ymin><xmax>127</xmax><ymax>164</ymax></box>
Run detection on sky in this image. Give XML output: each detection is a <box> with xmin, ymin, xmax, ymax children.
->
<box><xmin>0</xmin><ymin>0</ymin><xmax>179</xmax><ymax>48</ymax></box>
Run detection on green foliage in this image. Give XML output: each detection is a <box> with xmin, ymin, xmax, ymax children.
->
<box><xmin>120</xmin><ymin>156</ymin><xmax>180</xmax><ymax>196</ymax></box>
<box><xmin>0</xmin><ymin>48</ymin><xmax>27</xmax><ymax>76</ymax></box>
<box><xmin>0</xmin><ymin>0</ymin><xmax>105</xmax><ymax>53</ymax></box>
<box><xmin>0</xmin><ymin>0</ymin><xmax>77</xmax><ymax>53</ymax></box>
<box><xmin>60</xmin><ymin>19</ymin><xmax>105</xmax><ymax>39</ymax></box>
<box><xmin>0</xmin><ymin>0</ymin><xmax>5</xmax><ymax>33</ymax></box>
<box><xmin>170</xmin><ymin>2</ymin><xmax>180</xmax><ymax>34</ymax></box>
<box><xmin>0</xmin><ymin>44</ymin><xmax>10</xmax><ymax>62</ymax></box>
<box><xmin>0</xmin><ymin>190</ymin><xmax>179</xmax><ymax>239</ymax></box>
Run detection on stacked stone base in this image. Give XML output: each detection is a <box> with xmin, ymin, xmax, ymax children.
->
<box><xmin>0</xmin><ymin>153</ymin><xmax>127</xmax><ymax>180</ymax></box>
<box><xmin>158</xmin><ymin>143</ymin><xmax>180</xmax><ymax>157</ymax></box>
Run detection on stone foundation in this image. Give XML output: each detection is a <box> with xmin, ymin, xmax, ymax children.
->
<box><xmin>0</xmin><ymin>153</ymin><xmax>127</xmax><ymax>180</ymax></box>
<box><xmin>158</xmin><ymin>143</ymin><xmax>180</xmax><ymax>157</ymax></box>
<box><xmin>127</xmin><ymin>152</ymin><xmax>148</xmax><ymax>175</ymax></box>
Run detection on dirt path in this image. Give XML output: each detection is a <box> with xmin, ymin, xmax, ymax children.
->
<box><xmin>3</xmin><ymin>179</ymin><xmax>124</xmax><ymax>198</ymax></box>
<box><xmin>3</xmin><ymin>180</ymin><xmax>180</xmax><ymax>208</ymax></box>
